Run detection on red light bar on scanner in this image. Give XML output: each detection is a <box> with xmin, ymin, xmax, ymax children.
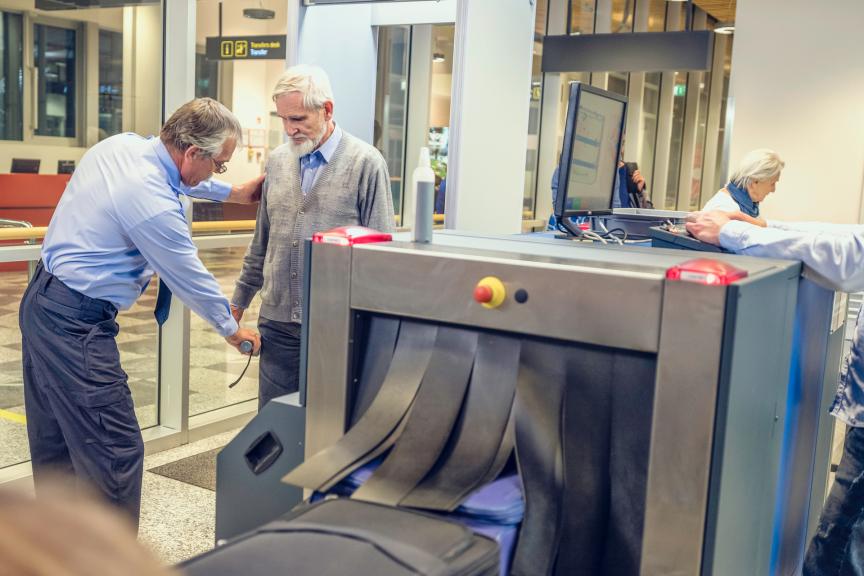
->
<box><xmin>312</xmin><ymin>226</ymin><xmax>393</xmax><ymax>247</ymax></box>
<box><xmin>666</xmin><ymin>258</ymin><xmax>748</xmax><ymax>286</ymax></box>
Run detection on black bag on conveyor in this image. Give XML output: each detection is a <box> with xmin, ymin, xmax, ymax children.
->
<box><xmin>180</xmin><ymin>498</ymin><xmax>500</xmax><ymax>576</ymax></box>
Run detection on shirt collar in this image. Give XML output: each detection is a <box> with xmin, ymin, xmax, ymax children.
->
<box><xmin>153</xmin><ymin>137</ymin><xmax>189</xmax><ymax>195</ymax></box>
<box><xmin>312</xmin><ymin>122</ymin><xmax>342</xmax><ymax>163</ymax></box>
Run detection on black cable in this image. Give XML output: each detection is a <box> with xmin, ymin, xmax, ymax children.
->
<box><xmin>228</xmin><ymin>341</ymin><xmax>255</xmax><ymax>389</ymax></box>
<box><xmin>227</xmin><ymin>353</ymin><xmax>253</xmax><ymax>389</ymax></box>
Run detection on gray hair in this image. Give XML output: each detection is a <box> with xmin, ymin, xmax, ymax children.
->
<box><xmin>729</xmin><ymin>149</ymin><xmax>785</xmax><ymax>190</ymax></box>
<box><xmin>272</xmin><ymin>64</ymin><xmax>334</xmax><ymax>110</ymax></box>
<box><xmin>160</xmin><ymin>98</ymin><xmax>243</xmax><ymax>157</ymax></box>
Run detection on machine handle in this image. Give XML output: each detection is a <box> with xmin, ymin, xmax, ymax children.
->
<box><xmin>243</xmin><ymin>430</ymin><xmax>283</xmax><ymax>475</ymax></box>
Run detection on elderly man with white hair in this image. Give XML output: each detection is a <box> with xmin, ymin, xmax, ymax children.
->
<box><xmin>702</xmin><ymin>148</ymin><xmax>785</xmax><ymax>218</ymax></box>
<box><xmin>231</xmin><ymin>64</ymin><xmax>395</xmax><ymax>409</ymax></box>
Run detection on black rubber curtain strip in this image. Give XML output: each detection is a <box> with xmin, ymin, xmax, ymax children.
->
<box><xmin>351</xmin><ymin>327</ymin><xmax>479</xmax><ymax>506</ymax></box>
<box><xmin>478</xmin><ymin>406</ymin><xmax>515</xmax><ymax>489</ymax></box>
<box><xmin>554</xmin><ymin>345</ymin><xmax>615</xmax><ymax>576</ymax></box>
<box><xmin>282</xmin><ymin>321</ymin><xmax>438</xmax><ymax>491</ymax></box>
<box><xmin>401</xmin><ymin>333</ymin><xmax>521</xmax><ymax>511</ymax></box>
<box><xmin>350</xmin><ymin>315</ymin><xmax>400</xmax><ymax>427</ymax></box>
<box><xmin>510</xmin><ymin>340</ymin><xmax>568</xmax><ymax>576</ymax></box>
<box><xmin>599</xmin><ymin>351</ymin><xmax>656</xmax><ymax>575</ymax></box>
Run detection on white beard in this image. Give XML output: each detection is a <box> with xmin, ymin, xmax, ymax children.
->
<box><xmin>288</xmin><ymin>121</ymin><xmax>328</xmax><ymax>157</ymax></box>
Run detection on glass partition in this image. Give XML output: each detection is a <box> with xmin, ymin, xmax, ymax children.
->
<box><xmin>190</xmin><ymin>246</ymin><xmax>260</xmax><ymax>416</ymax></box>
<box><xmin>0</xmin><ymin>11</ymin><xmax>23</xmax><ymax>142</ymax></box>
<box><xmin>663</xmin><ymin>70</ymin><xmax>687</xmax><ymax>209</ymax></box>
<box><xmin>0</xmin><ymin>268</ymin><xmax>31</xmax><ymax>470</ymax></box>
<box><xmin>34</xmin><ymin>22</ymin><xmax>77</xmax><ymax>138</ymax></box>
<box><xmin>639</xmin><ymin>71</ymin><xmax>661</xmax><ymax>192</ymax></box>
<box><xmin>570</xmin><ymin>0</ymin><xmax>596</xmax><ymax>35</ymax></box>
<box><xmin>193</xmin><ymin>0</ymin><xmax>286</xmax><ymax>223</ymax></box>
<box><xmin>374</xmin><ymin>25</ymin><xmax>410</xmax><ymax>218</ymax></box>
<box><xmin>118</xmin><ymin>281</ymin><xmax>159</xmax><ymax>430</ymax></box>
<box><xmin>98</xmin><ymin>29</ymin><xmax>122</xmax><ymax>139</ymax></box>
<box><xmin>0</xmin><ymin>0</ymin><xmax>163</xmax><ymax>475</ymax></box>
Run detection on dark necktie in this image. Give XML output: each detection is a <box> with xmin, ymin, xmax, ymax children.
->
<box><xmin>154</xmin><ymin>279</ymin><xmax>172</xmax><ymax>325</ymax></box>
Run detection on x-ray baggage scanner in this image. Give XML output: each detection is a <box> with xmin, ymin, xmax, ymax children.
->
<box><xmin>216</xmin><ymin>229</ymin><xmax>808</xmax><ymax>575</ymax></box>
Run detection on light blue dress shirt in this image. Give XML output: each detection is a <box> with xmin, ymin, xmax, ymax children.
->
<box><xmin>42</xmin><ymin>133</ymin><xmax>238</xmax><ymax>337</ymax></box>
<box><xmin>720</xmin><ymin>219</ymin><xmax>864</xmax><ymax>426</ymax></box>
<box><xmin>299</xmin><ymin>123</ymin><xmax>342</xmax><ymax>195</ymax></box>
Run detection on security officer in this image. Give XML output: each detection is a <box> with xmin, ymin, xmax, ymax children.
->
<box><xmin>20</xmin><ymin>98</ymin><xmax>262</xmax><ymax>529</ymax></box>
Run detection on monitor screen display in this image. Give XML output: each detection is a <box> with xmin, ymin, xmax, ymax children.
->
<box><xmin>555</xmin><ymin>83</ymin><xmax>627</xmax><ymax>220</ymax></box>
<box><xmin>10</xmin><ymin>158</ymin><xmax>41</xmax><ymax>174</ymax></box>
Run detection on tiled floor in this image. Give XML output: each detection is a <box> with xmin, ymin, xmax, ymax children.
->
<box><xmin>139</xmin><ymin>429</ymin><xmax>240</xmax><ymax>565</ymax></box>
<box><xmin>0</xmin><ymin>246</ymin><xmax>262</xmax><ymax>469</ymax></box>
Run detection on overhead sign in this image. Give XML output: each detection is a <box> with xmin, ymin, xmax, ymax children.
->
<box><xmin>205</xmin><ymin>35</ymin><xmax>287</xmax><ymax>61</ymax></box>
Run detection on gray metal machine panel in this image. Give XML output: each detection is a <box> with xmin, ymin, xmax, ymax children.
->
<box><xmin>305</xmin><ymin>243</ymin><xmax>353</xmax><ymax>457</ymax></box>
<box><xmin>350</xmin><ymin>242</ymin><xmax>664</xmax><ymax>352</ymax></box>
<box><xmin>702</xmin><ymin>264</ymin><xmax>798</xmax><ymax>575</ymax></box>
<box><xmin>216</xmin><ymin>396</ymin><xmax>306</xmax><ymax>542</ymax></box>
<box><xmin>425</xmin><ymin>230</ymin><xmax>801</xmax><ymax>280</ymax></box>
<box><xmin>641</xmin><ymin>280</ymin><xmax>728</xmax><ymax>575</ymax></box>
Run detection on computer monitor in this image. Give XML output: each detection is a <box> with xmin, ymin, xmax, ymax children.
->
<box><xmin>57</xmin><ymin>160</ymin><xmax>75</xmax><ymax>174</ymax></box>
<box><xmin>10</xmin><ymin>158</ymin><xmax>41</xmax><ymax>174</ymax></box>
<box><xmin>554</xmin><ymin>82</ymin><xmax>627</xmax><ymax>225</ymax></box>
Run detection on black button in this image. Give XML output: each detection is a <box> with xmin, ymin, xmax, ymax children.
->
<box><xmin>514</xmin><ymin>289</ymin><xmax>529</xmax><ymax>304</ymax></box>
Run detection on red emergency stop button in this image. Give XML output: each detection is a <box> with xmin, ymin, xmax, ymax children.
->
<box><xmin>474</xmin><ymin>277</ymin><xmax>506</xmax><ymax>309</ymax></box>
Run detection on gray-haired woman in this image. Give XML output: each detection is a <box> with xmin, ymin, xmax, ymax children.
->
<box><xmin>702</xmin><ymin>148</ymin><xmax>785</xmax><ymax>219</ymax></box>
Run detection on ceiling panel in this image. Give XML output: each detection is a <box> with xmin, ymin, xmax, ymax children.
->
<box><xmin>693</xmin><ymin>0</ymin><xmax>736</xmax><ymax>23</ymax></box>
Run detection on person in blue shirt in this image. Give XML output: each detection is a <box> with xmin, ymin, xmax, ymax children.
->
<box><xmin>687</xmin><ymin>210</ymin><xmax>864</xmax><ymax>576</ymax></box>
<box><xmin>19</xmin><ymin>98</ymin><xmax>262</xmax><ymax>529</ymax></box>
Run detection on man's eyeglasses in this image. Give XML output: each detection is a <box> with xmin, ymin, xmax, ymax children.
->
<box><xmin>211</xmin><ymin>158</ymin><xmax>228</xmax><ymax>175</ymax></box>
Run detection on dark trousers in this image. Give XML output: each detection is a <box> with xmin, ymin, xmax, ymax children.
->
<box><xmin>257</xmin><ymin>317</ymin><xmax>301</xmax><ymax>410</ymax></box>
<box><xmin>20</xmin><ymin>264</ymin><xmax>144</xmax><ymax>529</ymax></box>
<box><xmin>804</xmin><ymin>425</ymin><xmax>864</xmax><ymax>575</ymax></box>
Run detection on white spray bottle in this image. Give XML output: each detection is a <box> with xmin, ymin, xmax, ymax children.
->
<box><xmin>412</xmin><ymin>147</ymin><xmax>435</xmax><ymax>243</ymax></box>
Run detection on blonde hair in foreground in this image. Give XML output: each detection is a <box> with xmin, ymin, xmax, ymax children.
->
<box><xmin>0</xmin><ymin>486</ymin><xmax>176</xmax><ymax>576</ymax></box>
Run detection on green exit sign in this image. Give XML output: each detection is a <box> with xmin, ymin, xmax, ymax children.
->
<box><xmin>674</xmin><ymin>83</ymin><xmax>687</xmax><ymax>97</ymax></box>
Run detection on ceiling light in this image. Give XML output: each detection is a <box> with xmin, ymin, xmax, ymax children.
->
<box><xmin>714</xmin><ymin>22</ymin><xmax>735</xmax><ymax>34</ymax></box>
<box><xmin>243</xmin><ymin>7</ymin><xmax>275</xmax><ymax>19</ymax></box>
<box><xmin>432</xmin><ymin>52</ymin><xmax>445</xmax><ymax>63</ymax></box>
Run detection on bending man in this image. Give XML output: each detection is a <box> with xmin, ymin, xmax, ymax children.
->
<box><xmin>20</xmin><ymin>98</ymin><xmax>262</xmax><ymax>529</ymax></box>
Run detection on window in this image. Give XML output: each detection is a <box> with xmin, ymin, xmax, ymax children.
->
<box><xmin>34</xmin><ymin>23</ymin><xmax>77</xmax><ymax>138</ymax></box>
<box><xmin>99</xmin><ymin>30</ymin><xmax>122</xmax><ymax>140</ymax></box>
<box><xmin>0</xmin><ymin>11</ymin><xmax>23</xmax><ymax>141</ymax></box>
<box><xmin>570</xmin><ymin>0</ymin><xmax>595</xmax><ymax>35</ymax></box>
<box><xmin>374</xmin><ymin>25</ymin><xmax>410</xmax><ymax>216</ymax></box>
<box><xmin>195</xmin><ymin>52</ymin><xmax>219</xmax><ymax>100</ymax></box>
